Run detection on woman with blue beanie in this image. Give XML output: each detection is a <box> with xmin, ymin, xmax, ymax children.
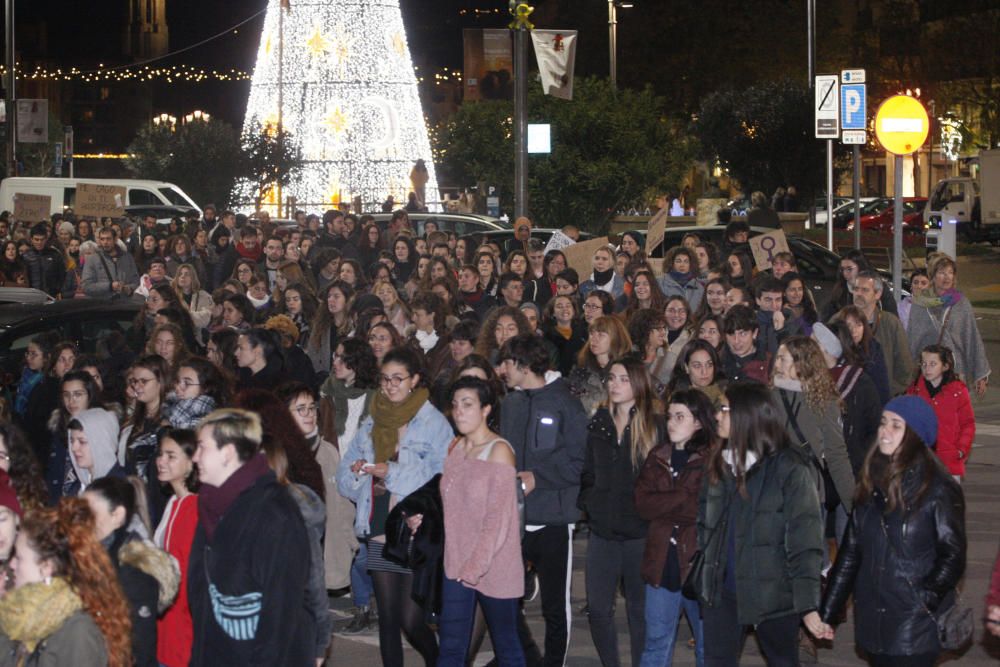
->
<box><xmin>814</xmin><ymin>395</ymin><xmax>967</xmax><ymax>666</ymax></box>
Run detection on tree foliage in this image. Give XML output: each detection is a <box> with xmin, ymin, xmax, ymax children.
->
<box><xmin>125</xmin><ymin>120</ymin><xmax>303</xmax><ymax>209</ymax></box>
<box><xmin>125</xmin><ymin>119</ymin><xmax>244</xmax><ymax>208</ymax></box>
<box><xmin>436</xmin><ymin>77</ymin><xmax>693</xmax><ymax>232</ymax></box>
<box><xmin>695</xmin><ymin>78</ymin><xmax>847</xmax><ymax>201</ymax></box>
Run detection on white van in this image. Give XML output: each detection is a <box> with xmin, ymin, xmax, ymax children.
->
<box><xmin>0</xmin><ymin>177</ymin><xmax>201</xmax><ymax>219</ymax></box>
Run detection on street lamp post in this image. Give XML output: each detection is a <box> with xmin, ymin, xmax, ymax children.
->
<box><xmin>608</xmin><ymin>0</ymin><xmax>633</xmax><ymax>89</ymax></box>
<box><xmin>5</xmin><ymin>0</ymin><xmax>15</xmax><ymax>176</ymax></box>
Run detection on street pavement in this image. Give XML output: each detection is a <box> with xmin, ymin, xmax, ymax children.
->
<box><xmin>325</xmin><ymin>251</ymin><xmax>1000</xmax><ymax>666</ymax></box>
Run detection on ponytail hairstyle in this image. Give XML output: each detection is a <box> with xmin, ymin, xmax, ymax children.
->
<box><xmin>86</xmin><ymin>475</ymin><xmax>151</xmax><ymax>538</ymax></box>
<box><xmin>22</xmin><ymin>499</ymin><xmax>132</xmax><ymax>667</ymax></box>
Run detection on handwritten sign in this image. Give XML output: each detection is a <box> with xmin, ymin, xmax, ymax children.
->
<box><xmin>12</xmin><ymin>193</ymin><xmax>51</xmax><ymax>223</ymax></box>
<box><xmin>75</xmin><ymin>183</ymin><xmax>126</xmax><ymax>218</ymax></box>
<box><xmin>543</xmin><ymin>229</ymin><xmax>575</xmax><ymax>255</ymax></box>
<box><xmin>645</xmin><ymin>208</ymin><xmax>667</xmax><ymax>254</ymax></box>
<box><xmin>563</xmin><ymin>236</ymin><xmax>610</xmax><ymax>278</ymax></box>
<box><xmin>748</xmin><ymin>229</ymin><xmax>791</xmax><ymax>271</ymax></box>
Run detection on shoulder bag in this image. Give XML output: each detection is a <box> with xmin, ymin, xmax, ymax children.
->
<box><xmin>681</xmin><ymin>491</ymin><xmax>731</xmax><ymax>601</ymax></box>
<box><xmin>878</xmin><ymin>514</ymin><xmax>972</xmax><ymax>651</ymax></box>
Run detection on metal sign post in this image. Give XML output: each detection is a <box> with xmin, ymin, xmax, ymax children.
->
<box><xmin>853</xmin><ymin>145</ymin><xmax>861</xmax><ymax>249</ymax></box>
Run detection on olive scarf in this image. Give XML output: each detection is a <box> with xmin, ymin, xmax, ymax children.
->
<box><xmin>370</xmin><ymin>387</ymin><xmax>428</xmax><ymax>463</ymax></box>
<box><xmin>0</xmin><ymin>577</ymin><xmax>83</xmax><ymax>654</ymax></box>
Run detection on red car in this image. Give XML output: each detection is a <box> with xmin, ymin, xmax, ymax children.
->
<box><xmin>848</xmin><ymin>197</ymin><xmax>927</xmax><ymax>233</ymax></box>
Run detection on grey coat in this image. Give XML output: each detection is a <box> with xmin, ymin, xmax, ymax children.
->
<box><xmin>82</xmin><ymin>247</ymin><xmax>140</xmax><ymax>297</ymax></box>
<box><xmin>773</xmin><ymin>387</ymin><xmax>856</xmax><ymax>512</ymax></box>
<box><xmin>908</xmin><ymin>296</ymin><xmax>991</xmax><ymax>387</ymax></box>
<box><xmin>0</xmin><ymin>611</ymin><xmax>107</xmax><ymax>667</ymax></box>
<box><xmin>290</xmin><ymin>483</ymin><xmax>334</xmax><ymax>660</ymax></box>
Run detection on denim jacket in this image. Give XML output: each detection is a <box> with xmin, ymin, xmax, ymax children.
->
<box><xmin>336</xmin><ymin>400</ymin><xmax>453</xmax><ymax>538</ymax></box>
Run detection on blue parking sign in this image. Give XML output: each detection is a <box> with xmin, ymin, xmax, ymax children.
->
<box><xmin>841</xmin><ymin>84</ymin><xmax>866</xmax><ymax>130</ymax></box>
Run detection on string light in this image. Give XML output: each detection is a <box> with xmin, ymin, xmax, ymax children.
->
<box><xmin>0</xmin><ymin>64</ymin><xmax>252</xmax><ymax>83</ymax></box>
<box><xmin>234</xmin><ymin>0</ymin><xmax>440</xmax><ymax>212</ymax></box>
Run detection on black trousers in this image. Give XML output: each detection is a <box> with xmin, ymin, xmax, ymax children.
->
<box><xmin>513</xmin><ymin>524</ymin><xmax>574</xmax><ymax>667</ymax></box>
<box><xmin>702</xmin><ymin>590</ymin><xmax>800</xmax><ymax>667</ymax></box>
<box><xmin>867</xmin><ymin>652</ymin><xmax>939</xmax><ymax>667</ymax></box>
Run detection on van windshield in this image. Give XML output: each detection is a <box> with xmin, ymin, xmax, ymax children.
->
<box><xmin>158</xmin><ymin>186</ymin><xmax>196</xmax><ymax>208</ymax></box>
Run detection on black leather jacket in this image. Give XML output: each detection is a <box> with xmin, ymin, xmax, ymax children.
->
<box><xmin>819</xmin><ymin>455</ymin><xmax>966</xmax><ymax>656</ymax></box>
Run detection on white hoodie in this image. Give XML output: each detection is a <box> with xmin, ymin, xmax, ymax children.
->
<box><xmin>69</xmin><ymin>408</ymin><xmax>121</xmax><ymax>493</ymax></box>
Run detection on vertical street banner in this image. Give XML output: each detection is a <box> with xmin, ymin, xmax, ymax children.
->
<box><xmin>463</xmin><ymin>29</ymin><xmax>514</xmax><ymax>101</ymax></box>
<box><xmin>16</xmin><ymin>99</ymin><xmax>48</xmax><ymax>143</ymax></box>
<box><xmin>530</xmin><ymin>30</ymin><xmax>578</xmax><ymax>100</ymax></box>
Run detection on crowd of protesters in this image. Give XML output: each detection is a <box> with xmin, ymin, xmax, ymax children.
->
<box><xmin>0</xmin><ymin>202</ymin><xmax>994</xmax><ymax>667</ymax></box>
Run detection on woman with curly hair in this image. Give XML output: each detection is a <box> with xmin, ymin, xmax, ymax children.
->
<box><xmin>276</xmin><ymin>282</ymin><xmax>317</xmax><ymax>347</ymax></box>
<box><xmin>0</xmin><ymin>423</ymin><xmax>47</xmax><ymax>512</ymax></box>
<box><xmin>473</xmin><ymin>306</ymin><xmax>532</xmax><ymax>367</ymax></box>
<box><xmin>568</xmin><ymin>315</ymin><xmax>633</xmax><ymax>417</ymax></box>
<box><xmin>658</xmin><ymin>246</ymin><xmax>704</xmax><ymax>312</ymax></box>
<box><xmin>0</xmin><ymin>497</ymin><xmax>133</xmax><ymax>666</ymax></box>
<box><xmin>233</xmin><ymin>388</ymin><xmax>333</xmax><ymax>665</ymax></box>
<box><xmin>339</xmin><ymin>258</ymin><xmax>368</xmax><ymax>294</ymax></box>
<box><xmin>307</xmin><ymin>281</ymin><xmax>356</xmax><ymax>375</ymax></box>
<box><xmin>146</xmin><ymin>323</ymin><xmax>190</xmax><ymax>374</ymax></box>
<box><xmin>772</xmin><ymin>336</ymin><xmax>856</xmax><ymax>531</ymax></box>
<box><xmin>628</xmin><ymin>308</ymin><xmax>673</xmax><ymax>395</ymax></box>
<box><xmin>475</xmin><ymin>250</ymin><xmax>500</xmax><ymax>297</ymax></box>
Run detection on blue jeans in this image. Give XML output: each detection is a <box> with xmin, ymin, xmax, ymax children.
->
<box><xmin>351</xmin><ymin>541</ymin><xmax>374</xmax><ymax>608</ymax></box>
<box><xmin>438</xmin><ymin>578</ymin><xmax>525</xmax><ymax>667</ymax></box>
<box><xmin>640</xmin><ymin>585</ymin><xmax>704</xmax><ymax>667</ymax></box>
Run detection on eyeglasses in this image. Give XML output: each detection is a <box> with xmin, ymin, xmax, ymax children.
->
<box><xmin>379</xmin><ymin>374</ymin><xmax>411</xmax><ymax>387</ymax></box>
<box><xmin>175</xmin><ymin>379</ymin><xmax>201</xmax><ymax>388</ymax></box>
<box><xmin>293</xmin><ymin>404</ymin><xmax>318</xmax><ymax>416</ymax></box>
<box><xmin>128</xmin><ymin>377</ymin><xmax>155</xmax><ymax>387</ymax></box>
<box><xmin>583</xmin><ymin>303</ymin><xmax>602</xmax><ymax>311</ymax></box>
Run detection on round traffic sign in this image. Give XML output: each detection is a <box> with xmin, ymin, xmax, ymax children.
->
<box><xmin>874</xmin><ymin>95</ymin><xmax>929</xmax><ymax>155</ymax></box>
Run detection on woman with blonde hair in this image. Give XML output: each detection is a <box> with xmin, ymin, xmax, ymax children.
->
<box><xmin>373</xmin><ymin>279</ymin><xmax>411</xmax><ymax>337</ymax></box>
<box><xmin>0</xmin><ymin>497</ymin><xmax>133</xmax><ymax>666</ymax></box>
<box><xmin>171</xmin><ymin>263</ymin><xmax>213</xmax><ymax>336</ymax></box>
<box><xmin>568</xmin><ymin>315</ymin><xmax>633</xmax><ymax>417</ymax></box>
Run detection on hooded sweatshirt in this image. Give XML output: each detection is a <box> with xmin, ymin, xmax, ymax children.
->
<box><xmin>69</xmin><ymin>408</ymin><xmax>123</xmax><ymax>493</ymax></box>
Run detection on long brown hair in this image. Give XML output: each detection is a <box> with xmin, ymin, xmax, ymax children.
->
<box><xmin>22</xmin><ymin>499</ymin><xmax>132</xmax><ymax>667</ymax></box>
<box><xmin>854</xmin><ymin>425</ymin><xmax>934</xmax><ymax>514</ymax></box>
<box><xmin>603</xmin><ymin>355</ymin><xmax>660</xmax><ymax>470</ymax></box>
<box><xmin>577</xmin><ymin>316</ymin><xmax>633</xmax><ymax>369</ymax></box>
<box><xmin>777</xmin><ymin>336</ymin><xmax>840</xmax><ymax>413</ymax></box>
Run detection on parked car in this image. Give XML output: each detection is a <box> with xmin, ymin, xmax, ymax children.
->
<box><xmin>847</xmin><ymin>197</ymin><xmax>927</xmax><ymax>233</ymax></box>
<box><xmin>621</xmin><ymin>225</ymin><xmax>905</xmax><ymax>308</ymax></box>
<box><xmin>832</xmin><ymin>198</ymin><xmax>893</xmax><ymax>229</ymax></box>
<box><xmin>0</xmin><ymin>287</ymin><xmax>55</xmax><ymax>305</ymax></box>
<box><xmin>815</xmin><ymin>197</ymin><xmax>879</xmax><ymax>226</ymax></box>
<box><xmin>0</xmin><ymin>177</ymin><xmax>201</xmax><ymax>219</ymax></box>
<box><xmin>0</xmin><ymin>297</ymin><xmax>141</xmax><ymax>389</ymax></box>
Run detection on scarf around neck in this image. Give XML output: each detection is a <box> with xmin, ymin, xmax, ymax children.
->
<box><xmin>591</xmin><ymin>267</ymin><xmax>615</xmax><ymax>287</ymax></box>
<box><xmin>323</xmin><ymin>378</ymin><xmax>371</xmax><ymax>437</ymax></box>
<box><xmin>913</xmin><ymin>286</ymin><xmax>963</xmax><ymax>309</ymax></box>
<box><xmin>370</xmin><ymin>387</ymin><xmax>429</xmax><ymax>463</ymax></box>
<box><xmin>198</xmin><ymin>453</ymin><xmax>271</xmax><ymax>541</ymax></box>
<box><xmin>14</xmin><ymin>369</ymin><xmax>42</xmax><ymax>417</ymax></box>
<box><xmin>415</xmin><ymin>329</ymin><xmax>439</xmax><ymax>353</ymax></box>
<box><xmin>669</xmin><ymin>270</ymin><xmax>694</xmax><ymax>286</ymax></box>
<box><xmin>0</xmin><ymin>577</ymin><xmax>82</xmax><ymax>653</ymax></box>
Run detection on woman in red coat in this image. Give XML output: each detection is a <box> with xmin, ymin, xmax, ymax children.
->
<box><xmin>906</xmin><ymin>345</ymin><xmax>975</xmax><ymax>480</ymax></box>
<box><xmin>153</xmin><ymin>428</ymin><xmax>199</xmax><ymax>667</ymax></box>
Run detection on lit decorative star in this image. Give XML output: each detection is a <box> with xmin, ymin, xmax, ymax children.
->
<box><xmin>320</xmin><ymin>107</ymin><xmax>348</xmax><ymax>135</ymax></box>
<box><xmin>391</xmin><ymin>32</ymin><xmax>406</xmax><ymax>57</ymax></box>
<box><xmin>306</xmin><ymin>26</ymin><xmax>331</xmax><ymax>58</ymax></box>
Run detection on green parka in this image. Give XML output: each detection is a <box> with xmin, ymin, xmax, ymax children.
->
<box><xmin>696</xmin><ymin>445</ymin><xmax>824</xmax><ymax>625</ymax></box>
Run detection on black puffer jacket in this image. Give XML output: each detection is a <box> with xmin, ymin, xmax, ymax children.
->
<box><xmin>820</xmin><ymin>455</ymin><xmax>966</xmax><ymax>657</ymax></box>
<box><xmin>577</xmin><ymin>408</ymin><xmax>658</xmax><ymax>540</ymax></box>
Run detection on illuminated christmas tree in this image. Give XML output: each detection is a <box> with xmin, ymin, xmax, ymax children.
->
<box><xmin>235</xmin><ymin>0</ymin><xmax>439</xmax><ymax>212</ymax></box>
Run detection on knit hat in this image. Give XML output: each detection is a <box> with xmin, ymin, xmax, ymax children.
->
<box><xmin>57</xmin><ymin>221</ymin><xmax>75</xmax><ymax>236</ymax></box>
<box><xmin>884</xmin><ymin>396</ymin><xmax>938</xmax><ymax>447</ymax></box>
<box><xmin>811</xmin><ymin>322</ymin><xmax>842</xmax><ymax>360</ymax></box>
<box><xmin>0</xmin><ymin>471</ymin><xmax>22</xmax><ymax>517</ymax></box>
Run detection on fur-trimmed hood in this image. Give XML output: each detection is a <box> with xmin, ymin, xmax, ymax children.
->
<box><xmin>119</xmin><ymin>539</ymin><xmax>180</xmax><ymax>614</ymax></box>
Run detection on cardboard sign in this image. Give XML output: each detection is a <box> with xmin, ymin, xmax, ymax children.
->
<box><xmin>543</xmin><ymin>229</ymin><xmax>575</xmax><ymax>255</ymax></box>
<box><xmin>563</xmin><ymin>236</ymin><xmax>610</xmax><ymax>279</ymax></box>
<box><xmin>749</xmin><ymin>229</ymin><xmax>791</xmax><ymax>271</ymax></box>
<box><xmin>75</xmin><ymin>183</ymin><xmax>126</xmax><ymax>218</ymax></box>
<box><xmin>645</xmin><ymin>208</ymin><xmax>667</xmax><ymax>254</ymax></box>
<box><xmin>12</xmin><ymin>193</ymin><xmax>51</xmax><ymax>223</ymax></box>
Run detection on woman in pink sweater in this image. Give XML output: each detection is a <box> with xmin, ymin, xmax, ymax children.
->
<box><xmin>437</xmin><ymin>375</ymin><xmax>525</xmax><ymax>666</ymax></box>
